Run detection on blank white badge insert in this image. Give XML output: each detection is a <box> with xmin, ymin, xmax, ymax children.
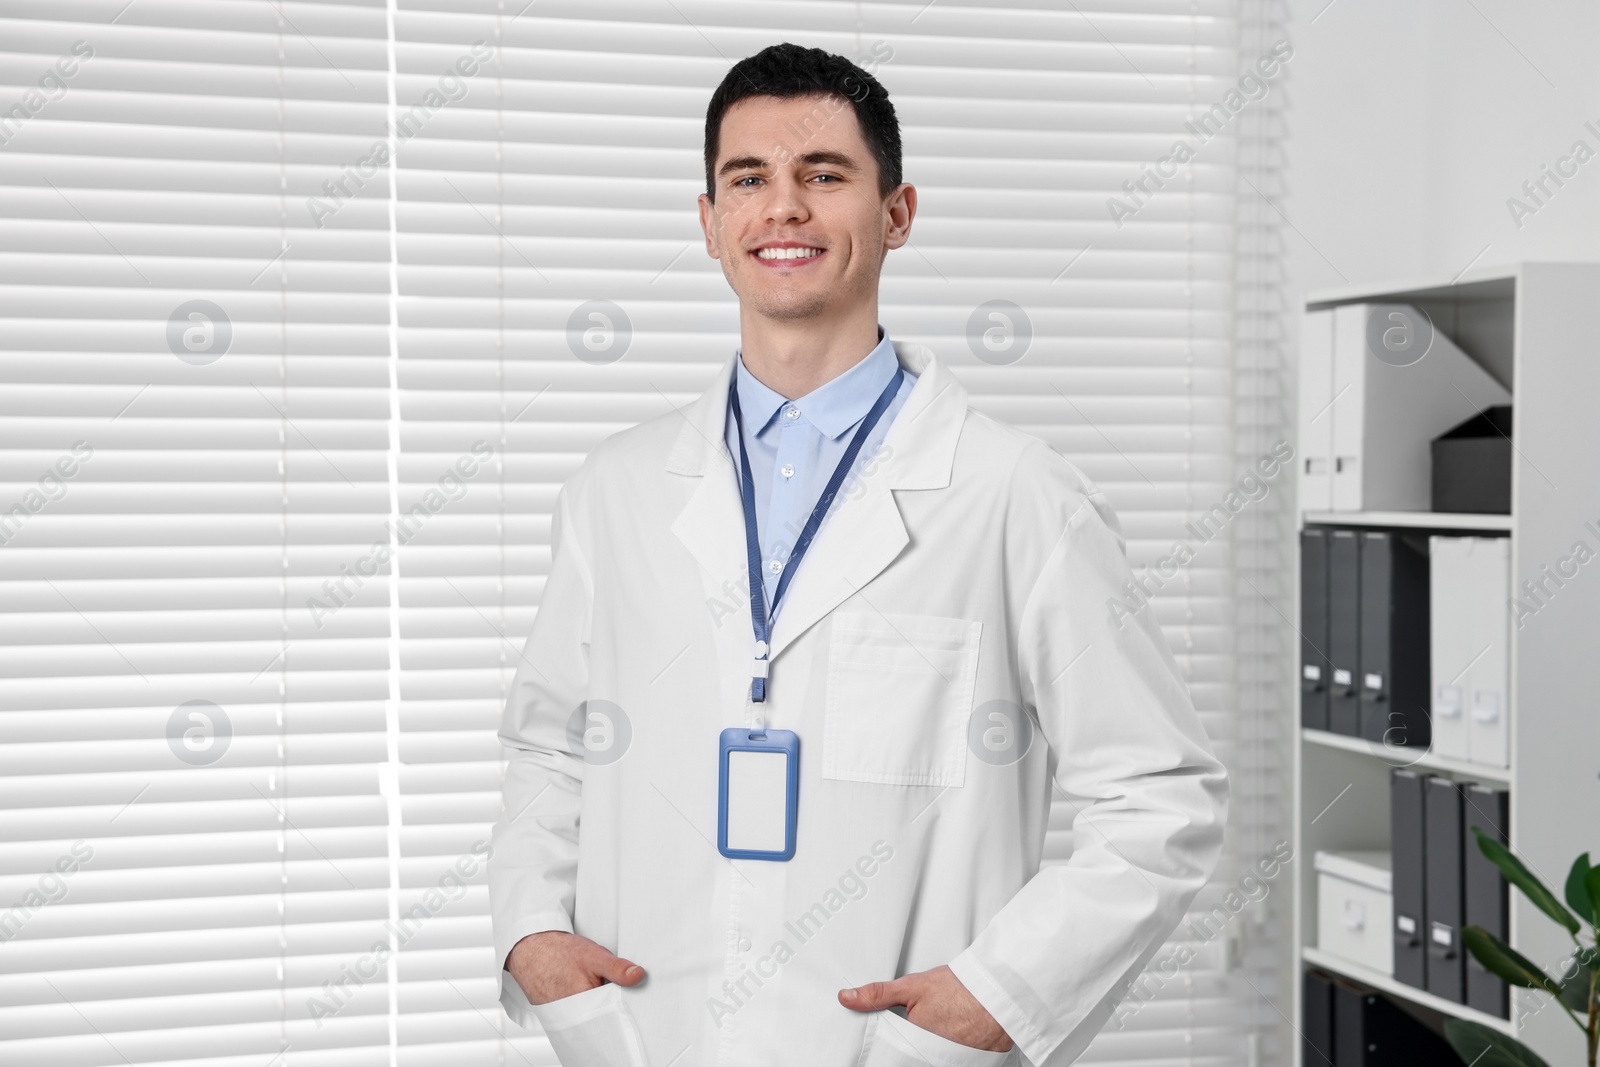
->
<box><xmin>724</xmin><ymin>749</ymin><xmax>789</xmax><ymax>853</ymax></box>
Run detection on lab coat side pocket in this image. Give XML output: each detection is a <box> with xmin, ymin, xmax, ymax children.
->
<box><xmin>823</xmin><ymin>612</ymin><xmax>981</xmax><ymax>788</ymax></box>
<box><xmin>527</xmin><ymin>981</ymin><xmax>650</xmax><ymax>1067</ymax></box>
<box><xmin>858</xmin><ymin>1010</ymin><xmax>1019</xmax><ymax>1067</ymax></box>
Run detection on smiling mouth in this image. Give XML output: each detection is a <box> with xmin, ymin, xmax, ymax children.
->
<box><xmin>752</xmin><ymin>246</ymin><xmax>825</xmax><ymax>263</ymax></box>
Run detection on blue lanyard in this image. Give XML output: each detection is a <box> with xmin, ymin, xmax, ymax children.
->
<box><xmin>729</xmin><ymin>364</ymin><xmax>905</xmax><ymax>702</ymax></box>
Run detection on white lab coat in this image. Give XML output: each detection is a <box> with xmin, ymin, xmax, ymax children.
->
<box><xmin>490</xmin><ymin>342</ymin><xmax>1228</xmax><ymax>1067</ymax></box>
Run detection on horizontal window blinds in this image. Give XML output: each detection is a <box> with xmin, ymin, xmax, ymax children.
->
<box><xmin>0</xmin><ymin>3</ymin><xmax>411</xmax><ymax>1065</ymax></box>
<box><xmin>0</xmin><ymin>0</ymin><xmax>1280</xmax><ymax>1064</ymax></box>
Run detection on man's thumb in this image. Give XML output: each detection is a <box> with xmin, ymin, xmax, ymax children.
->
<box><xmin>594</xmin><ymin>949</ymin><xmax>646</xmax><ymax>987</ymax></box>
<box><xmin>838</xmin><ymin>978</ymin><xmax>908</xmax><ymax>1012</ymax></box>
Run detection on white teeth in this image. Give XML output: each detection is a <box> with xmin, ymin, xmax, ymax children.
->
<box><xmin>756</xmin><ymin>247</ymin><xmax>823</xmax><ymax>260</ymax></box>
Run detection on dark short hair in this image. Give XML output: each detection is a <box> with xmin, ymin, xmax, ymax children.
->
<box><xmin>703</xmin><ymin>42</ymin><xmax>902</xmax><ymax>202</ymax></box>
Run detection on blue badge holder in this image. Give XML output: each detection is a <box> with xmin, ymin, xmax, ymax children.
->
<box><xmin>717</xmin><ymin>727</ymin><xmax>799</xmax><ymax>861</ymax></box>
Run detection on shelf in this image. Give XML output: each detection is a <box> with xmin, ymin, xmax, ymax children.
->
<box><xmin>1301</xmin><ymin>946</ymin><xmax>1517</xmax><ymax>1036</ymax></box>
<box><xmin>1304</xmin><ymin>268</ymin><xmax>1518</xmax><ymax>310</ymax></box>
<box><xmin>1302</xmin><ymin>511</ymin><xmax>1512</xmax><ymax>532</ymax></box>
<box><xmin>1302</xmin><ymin>729</ymin><xmax>1512</xmax><ymax>785</ymax></box>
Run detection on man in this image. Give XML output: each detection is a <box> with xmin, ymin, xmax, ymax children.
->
<box><xmin>490</xmin><ymin>42</ymin><xmax>1227</xmax><ymax>1067</ymax></box>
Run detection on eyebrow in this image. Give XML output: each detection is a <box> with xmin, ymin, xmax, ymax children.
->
<box><xmin>717</xmin><ymin>149</ymin><xmax>863</xmax><ymax>179</ymax></box>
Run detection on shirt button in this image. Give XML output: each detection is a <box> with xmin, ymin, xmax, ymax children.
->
<box><xmin>780</xmin><ymin>464</ymin><xmax>795</xmax><ymax>478</ymax></box>
<box><xmin>785</xmin><ymin>407</ymin><xmax>800</xmax><ymax>420</ymax></box>
<box><xmin>738</xmin><ymin>937</ymin><xmax>752</xmax><ymax>952</ymax></box>
<box><xmin>768</xmin><ymin>560</ymin><xmax>782</xmax><ymax>575</ymax></box>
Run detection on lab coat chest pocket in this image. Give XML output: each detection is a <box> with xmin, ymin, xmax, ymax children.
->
<box><xmin>823</xmin><ymin>612</ymin><xmax>981</xmax><ymax>787</ymax></box>
<box><xmin>528</xmin><ymin>981</ymin><xmax>649</xmax><ymax>1067</ymax></box>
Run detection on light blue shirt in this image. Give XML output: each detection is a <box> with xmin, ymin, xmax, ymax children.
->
<box><xmin>724</xmin><ymin>329</ymin><xmax>916</xmax><ymax>616</ymax></box>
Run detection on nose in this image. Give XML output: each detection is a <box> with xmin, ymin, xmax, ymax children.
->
<box><xmin>763</xmin><ymin>170</ymin><xmax>810</xmax><ymax>227</ymax></box>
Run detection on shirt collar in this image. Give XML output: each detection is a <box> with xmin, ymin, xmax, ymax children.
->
<box><xmin>734</xmin><ymin>327</ymin><xmax>899</xmax><ymax>441</ymax></box>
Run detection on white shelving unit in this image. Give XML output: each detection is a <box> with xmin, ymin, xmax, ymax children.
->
<box><xmin>1290</xmin><ymin>263</ymin><xmax>1600</xmax><ymax>1066</ymax></box>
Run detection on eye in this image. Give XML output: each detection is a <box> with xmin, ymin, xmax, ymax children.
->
<box><xmin>811</xmin><ymin>173</ymin><xmax>840</xmax><ymax>184</ymax></box>
<box><xmin>734</xmin><ymin>175</ymin><xmax>763</xmax><ymax>188</ymax></box>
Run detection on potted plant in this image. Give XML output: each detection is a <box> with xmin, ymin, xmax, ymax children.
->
<box><xmin>1443</xmin><ymin>828</ymin><xmax>1600</xmax><ymax>1067</ymax></box>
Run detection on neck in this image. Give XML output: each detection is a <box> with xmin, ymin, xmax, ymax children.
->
<box><xmin>736</xmin><ymin>301</ymin><xmax>881</xmax><ymax>400</ymax></box>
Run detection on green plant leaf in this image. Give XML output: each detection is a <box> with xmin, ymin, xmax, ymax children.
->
<box><xmin>1586</xmin><ymin>865</ymin><xmax>1600</xmax><ymax>933</ymax></box>
<box><xmin>1463</xmin><ymin>926</ymin><xmax>1564</xmax><ymax>996</ymax></box>
<box><xmin>1444</xmin><ymin>1018</ymin><xmax>1553</xmax><ymax>1067</ymax></box>
<box><xmin>1565</xmin><ymin>852</ymin><xmax>1594</xmax><ymax>926</ymax></box>
<box><xmin>1474</xmin><ymin>827</ymin><xmax>1582</xmax><ymax>936</ymax></box>
<box><xmin>1558</xmin><ymin>963</ymin><xmax>1589</xmax><ymax>1012</ymax></box>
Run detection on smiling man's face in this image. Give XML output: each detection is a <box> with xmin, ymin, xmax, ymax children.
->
<box><xmin>699</xmin><ymin>94</ymin><xmax>914</xmax><ymax>324</ymax></box>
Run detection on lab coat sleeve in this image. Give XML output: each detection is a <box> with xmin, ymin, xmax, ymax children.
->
<box><xmin>947</xmin><ymin>449</ymin><xmax>1229</xmax><ymax>1067</ymax></box>
<box><xmin>488</xmin><ymin>481</ymin><xmax>592</xmax><ymax>974</ymax></box>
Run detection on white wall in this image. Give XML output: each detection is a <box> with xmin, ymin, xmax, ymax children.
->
<box><xmin>1282</xmin><ymin>0</ymin><xmax>1600</xmax><ymax>304</ymax></box>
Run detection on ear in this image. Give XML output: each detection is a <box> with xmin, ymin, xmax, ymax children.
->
<box><xmin>698</xmin><ymin>193</ymin><xmax>722</xmax><ymax>260</ymax></box>
<box><xmin>883</xmin><ymin>183</ymin><xmax>918</xmax><ymax>252</ymax></box>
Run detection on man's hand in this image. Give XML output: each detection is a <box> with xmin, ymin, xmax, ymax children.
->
<box><xmin>839</xmin><ymin>964</ymin><xmax>1013</xmax><ymax>1052</ymax></box>
<box><xmin>505</xmin><ymin>931</ymin><xmax>646</xmax><ymax>1006</ymax></box>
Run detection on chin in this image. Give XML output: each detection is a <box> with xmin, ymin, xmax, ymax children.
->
<box><xmin>744</xmin><ymin>289</ymin><xmax>832</xmax><ymax>322</ymax></box>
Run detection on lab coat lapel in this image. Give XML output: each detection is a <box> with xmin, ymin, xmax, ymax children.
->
<box><xmin>666</xmin><ymin>358</ymin><xmax>746</xmax><ymax>593</ymax></box>
<box><xmin>665</xmin><ymin>343</ymin><xmax>969</xmax><ymax>664</ymax></box>
<box><xmin>768</xmin><ymin>343</ymin><xmax>967</xmax><ymax>658</ymax></box>
<box><xmin>765</xmin><ymin>469</ymin><xmax>907</xmax><ymax>658</ymax></box>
